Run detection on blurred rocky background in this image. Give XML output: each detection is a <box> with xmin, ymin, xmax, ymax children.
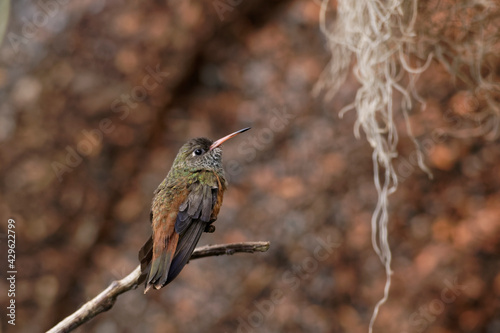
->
<box><xmin>0</xmin><ymin>0</ymin><xmax>499</xmax><ymax>332</ymax></box>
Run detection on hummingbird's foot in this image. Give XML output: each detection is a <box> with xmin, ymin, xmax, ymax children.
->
<box><xmin>204</xmin><ymin>224</ymin><xmax>216</xmax><ymax>233</ymax></box>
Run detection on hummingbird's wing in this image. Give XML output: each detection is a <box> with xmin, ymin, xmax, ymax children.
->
<box><xmin>175</xmin><ymin>182</ymin><xmax>217</xmax><ymax>234</ymax></box>
<box><xmin>140</xmin><ymin>171</ymin><xmax>225</xmax><ymax>291</ymax></box>
<box><xmin>166</xmin><ymin>178</ymin><xmax>220</xmax><ymax>283</ymax></box>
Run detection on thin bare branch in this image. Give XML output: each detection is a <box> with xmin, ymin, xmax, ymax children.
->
<box><xmin>47</xmin><ymin>241</ymin><xmax>270</xmax><ymax>333</ymax></box>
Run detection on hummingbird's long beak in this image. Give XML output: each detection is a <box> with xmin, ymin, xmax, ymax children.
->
<box><xmin>210</xmin><ymin>127</ymin><xmax>251</xmax><ymax>150</ymax></box>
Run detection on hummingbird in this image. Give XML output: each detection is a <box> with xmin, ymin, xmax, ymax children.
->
<box><xmin>138</xmin><ymin>127</ymin><xmax>250</xmax><ymax>293</ymax></box>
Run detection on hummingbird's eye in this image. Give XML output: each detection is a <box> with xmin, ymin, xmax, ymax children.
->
<box><xmin>193</xmin><ymin>148</ymin><xmax>204</xmax><ymax>156</ymax></box>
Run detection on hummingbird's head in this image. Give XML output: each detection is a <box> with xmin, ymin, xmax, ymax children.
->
<box><xmin>172</xmin><ymin>128</ymin><xmax>250</xmax><ymax>173</ymax></box>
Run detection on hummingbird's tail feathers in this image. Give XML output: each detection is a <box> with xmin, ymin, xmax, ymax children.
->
<box><xmin>166</xmin><ymin>220</ymin><xmax>207</xmax><ymax>284</ymax></box>
<box><xmin>138</xmin><ymin>236</ymin><xmax>153</xmax><ymax>286</ymax></box>
<box><xmin>144</xmin><ymin>231</ymin><xmax>179</xmax><ymax>292</ymax></box>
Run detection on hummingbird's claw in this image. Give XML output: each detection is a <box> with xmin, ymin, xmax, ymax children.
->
<box><xmin>204</xmin><ymin>224</ymin><xmax>216</xmax><ymax>233</ymax></box>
